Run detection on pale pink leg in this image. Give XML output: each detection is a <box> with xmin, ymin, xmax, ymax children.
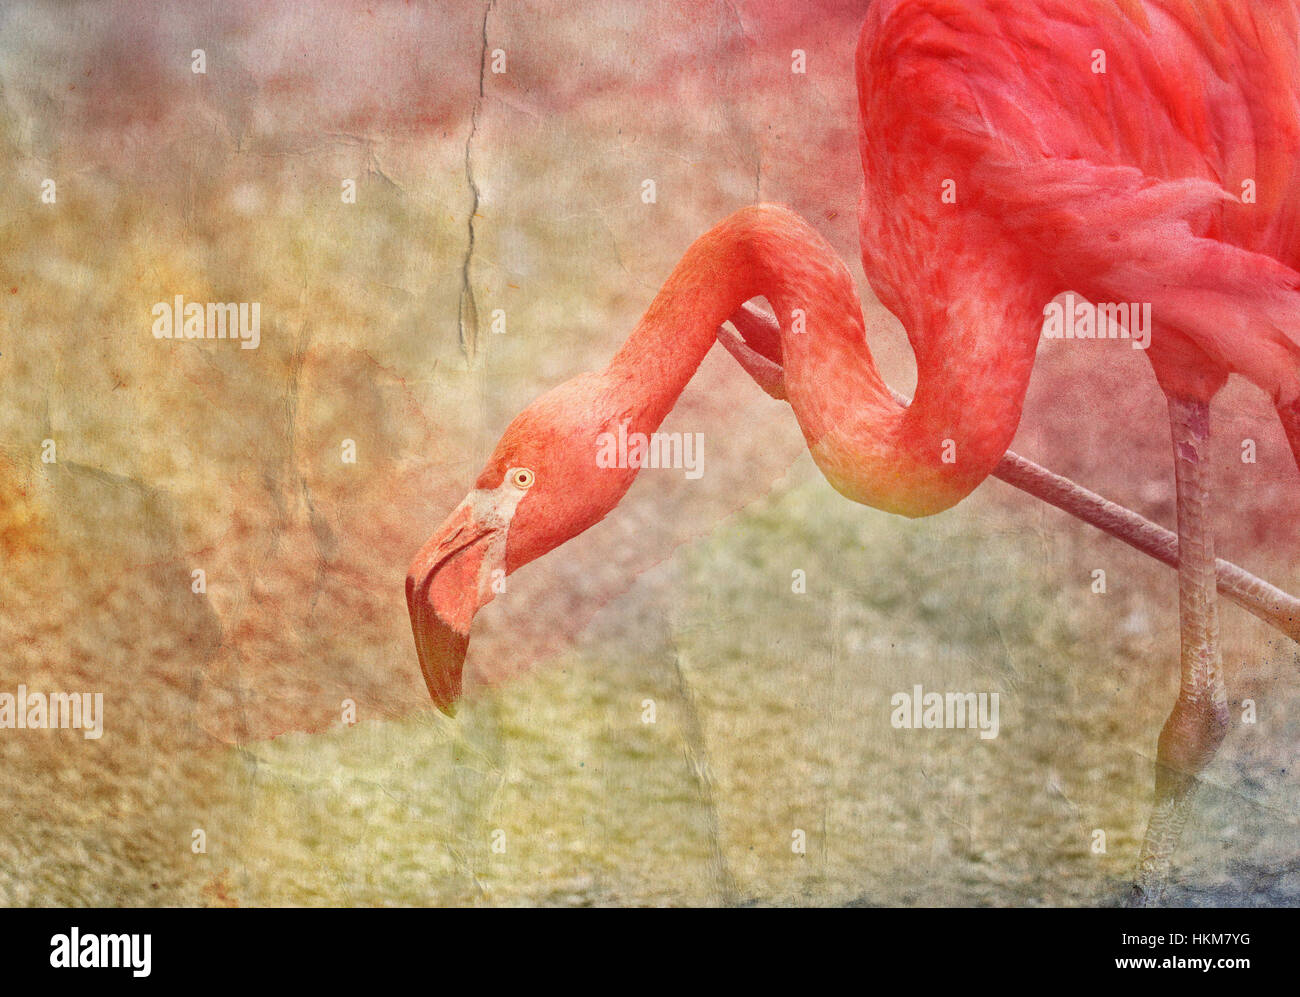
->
<box><xmin>1131</xmin><ymin>395</ymin><xmax>1230</xmax><ymax>905</ymax></box>
<box><xmin>718</xmin><ymin>303</ymin><xmax>787</xmax><ymax>401</ymax></box>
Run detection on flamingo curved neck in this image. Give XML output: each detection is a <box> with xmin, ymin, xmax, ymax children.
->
<box><xmin>606</xmin><ymin>203</ymin><xmax>1043</xmax><ymax>518</ymax></box>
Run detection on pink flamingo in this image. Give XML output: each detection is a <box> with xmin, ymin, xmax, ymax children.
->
<box><xmin>409</xmin><ymin>0</ymin><xmax>1300</xmax><ymax>903</ymax></box>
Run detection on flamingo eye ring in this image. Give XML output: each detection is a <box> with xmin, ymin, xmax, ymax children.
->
<box><xmin>510</xmin><ymin>468</ymin><xmax>535</xmax><ymax>490</ymax></box>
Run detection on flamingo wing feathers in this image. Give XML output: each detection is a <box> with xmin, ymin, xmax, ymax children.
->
<box><xmin>858</xmin><ymin>0</ymin><xmax>1300</xmax><ymax>403</ymax></box>
<box><xmin>977</xmin><ymin>156</ymin><xmax>1300</xmax><ymax>404</ymax></box>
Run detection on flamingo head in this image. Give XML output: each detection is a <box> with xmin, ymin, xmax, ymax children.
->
<box><xmin>406</xmin><ymin>372</ymin><xmax>639</xmax><ymax>713</ymax></box>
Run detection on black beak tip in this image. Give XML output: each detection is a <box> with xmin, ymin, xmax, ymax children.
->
<box><xmin>409</xmin><ymin>586</ymin><xmax>471</xmax><ymax>717</ymax></box>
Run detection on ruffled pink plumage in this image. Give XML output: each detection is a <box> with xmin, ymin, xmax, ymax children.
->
<box><xmin>858</xmin><ymin>0</ymin><xmax>1300</xmax><ymax>406</ymax></box>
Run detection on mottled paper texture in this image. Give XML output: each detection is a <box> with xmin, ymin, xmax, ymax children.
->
<box><xmin>1</xmin><ymin>0</ymin><xmax>1297</xmax><ymax>907</ymax></box>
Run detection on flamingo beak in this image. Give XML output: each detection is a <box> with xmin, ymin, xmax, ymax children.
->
<box><xmin>405</xmin><ymin>491</ymin><xmax>508</xmax><ymax>715</ymax></box>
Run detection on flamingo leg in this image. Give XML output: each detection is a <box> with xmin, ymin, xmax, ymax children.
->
<box><xmin>718</xmin><ymin>323</ymin><xmax>787</xmax><ymax>401</ymax></box>
<box><xmin>720</xmin><ymin>305</ymin><xmax>1300</xmax><ymax>641</ymax></box>
<box><xmin>1131</xmin><ymin>395</ymin><xmax>1230</xmax><ymax>905</ymax></box>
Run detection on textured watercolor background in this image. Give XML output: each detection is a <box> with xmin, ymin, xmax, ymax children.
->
<box><xmin>0</xmin><ymin>0</ymin><xmax>1296</xmax><ymax>906</ymax></box>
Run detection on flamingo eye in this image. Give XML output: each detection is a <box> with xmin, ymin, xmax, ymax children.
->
<box><xmin>510</xmin><ymin>467</ymin><xmax>535</xmax><ymax>490</ymax></box>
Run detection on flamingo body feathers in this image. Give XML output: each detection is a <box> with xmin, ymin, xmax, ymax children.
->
<box><xmin>859</xmin><ymin>0</ymin><xmax>1300</xmax><ymax>404</ymax></box>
